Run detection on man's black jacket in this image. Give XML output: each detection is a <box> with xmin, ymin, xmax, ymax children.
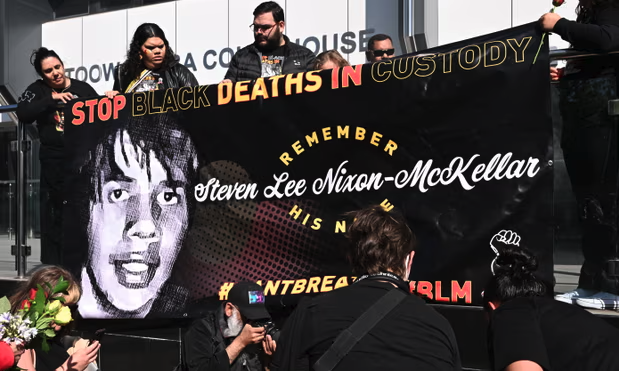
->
<box><xmin>183</xmin><ymin>305</ymin><xmax>263</xmax><ymax>371</ymax></box>
<box><xmin>224</xmin><ymin>35</ymin><xmax>316</xmax><ymax>83</ymax></box>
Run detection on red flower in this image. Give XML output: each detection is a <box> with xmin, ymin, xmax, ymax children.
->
<box><xmin>552</xmin><ymin>0</ymin><xmax>564</xmax><ymax>6</ymax></box>
<box><xmin>28</xmin><ymin>288</ymin><xmax>37</xmax><ymax>300</ymax></box>
<box><xmin>20</xmin><ymin>300</ymin><xmax>30</xmax><ymax>310</ymax></box>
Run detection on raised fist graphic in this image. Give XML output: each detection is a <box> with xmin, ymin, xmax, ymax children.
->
<box><xmin>490</xmin><ymin>230</ymin><xmax>521</xmax><ymax>275</ymax></box>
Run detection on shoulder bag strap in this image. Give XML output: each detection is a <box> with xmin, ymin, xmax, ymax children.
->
<box><xmin>312</xmin><ymin>288</ymin><xmax>407</xmax><ymax>371</ymax></box>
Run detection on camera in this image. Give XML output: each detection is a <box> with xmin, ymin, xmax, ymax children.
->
<box><xmin>251</xmin><ymin>320</ymin><xmax>281</xmax><ymax>342</ymax></box>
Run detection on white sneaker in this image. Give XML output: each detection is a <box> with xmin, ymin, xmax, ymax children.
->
<box><xmin>575</xmin><ymin>292</ymin><xmax>619</xmax><ymax>310</ymax></box>
<box><xmin>554</xmin><ymin>288</ymin><xmax>597</xmax><ymax>304</ymax></box>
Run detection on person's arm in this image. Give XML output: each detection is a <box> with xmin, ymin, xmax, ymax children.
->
<box><xmin>505</xmin><ymin>360</ymin><xmax>544</xmax><ymax>371</ymax></box>
<box><xmin>15</xmin><ymin>348</ymin><xmax>35</xmax><ymax>371</ymax></box>
<box><xmin>223</xmin><ymin>54</ymin><xmax>239</xmax><ymax>83</ymax></box>
<box><xmin>303</xmin><ymin>49</ymin><xmax>317</xmax><ymax>72</ymax></box>
<box><xmin>225</xmin><ymin>324</ymin><xmax>266</xmax><ymax>364</ymax></box>
<box><xmin>16</xmin><ymin>82</ymin><xmax>55</xmax><ymax>124</ymax></box>
<box><xmin>184</xmin><ymin>319</ymin><xmax>230</xmax><ymax>371</ymax></box>
<box><xmin>553</xmin><ymin>6</ymin><xmax>619</xmax><ymax>52</ymax></box>
<box><xmin>55</xmin><ymin>341</ymin><xmax>100</xmax><ymax>371</ymax></box>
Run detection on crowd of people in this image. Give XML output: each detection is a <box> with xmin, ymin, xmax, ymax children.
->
<box><xmin>6</xmin><ymin>0</ymin><xmax>619</xmax><ymax>370</ymax></box>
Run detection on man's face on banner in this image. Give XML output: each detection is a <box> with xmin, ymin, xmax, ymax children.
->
<box><xmin>87</xmin><ymin>130</ymin><xmax>190</xmax><ymax>312</ymax></box>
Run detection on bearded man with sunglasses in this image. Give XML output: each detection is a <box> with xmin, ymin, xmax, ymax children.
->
<box><xmin>366</xmin><ymin>34</ymin><xmax>396</xmax><ymax>62</ymax></box>
<box><xmin>222</xmin><ymin>1</ymin><xmax>316</xmax><ymax>83</ymax></box>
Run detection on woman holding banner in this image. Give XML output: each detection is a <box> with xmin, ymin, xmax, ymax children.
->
<box><xmin>105</xmin><ymin>23</ymin><xmax>198</xmax><ymax>97</ymax></box>
<box><xmin>539</xmin><ymin>0</ymin><xmax>619</xmax><ymax>310</ymax></box>
<box><xmin>16</xmin><ymin>48</ymin><xmax>98</xmax><ymax>266</ymax></box>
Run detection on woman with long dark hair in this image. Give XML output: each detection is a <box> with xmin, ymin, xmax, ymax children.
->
<box><xmin>16</xmin><ymin>48</ymin><xmax>98</xmax><ymax>266</ymax></box>
<box><xmin>484</xmin><ymin>247</ymin><xmax>619</xmax><ymax>371</ymax></box>
<box><xmin>540</xmin><ymin>0</ymin><xmax>619</xmax><ymax>310</ymax></box>
<box><xmin>11</xmin><ymin>265</ymin><xmax>100</xmax><ymax>371</ymax></box>
<box><xmin>105</xmin><ymin>23</ymin><xmax>198</xmax><ymax>97</ymax></box>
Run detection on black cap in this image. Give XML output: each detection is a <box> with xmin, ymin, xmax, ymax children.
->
<box><xmin>227</xmin><ymin>282</ymin><xmax>270</xmax><ymax>321</ymax></box>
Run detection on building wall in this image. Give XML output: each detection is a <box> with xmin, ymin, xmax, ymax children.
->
<box><xmin>0</xmin><ymin>0</ymin><xmax>53</xmax><ymax>99</ymax></box>
<box><xmin>40</xmin><ymin>0</ymin><xmax>578</xmax><ymax>94</ymax></box>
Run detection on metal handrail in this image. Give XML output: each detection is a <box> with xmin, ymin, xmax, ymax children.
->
<box><xmin>0</xmin><ymin>103</ymin><xmax>17</xmax><ymax>114</ymax></box>
<box><xmin>550</xmin><ymin>48</ymin><xmax>619</xmax><ymax>61</ymax></box>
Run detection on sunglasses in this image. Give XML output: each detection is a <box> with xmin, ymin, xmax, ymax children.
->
<box><xmin>250</xmin><ymin>23</ymin><xmax>276</xmax><ymax>33</ymax></box>
<box><xmin>371</xmin><ymin>49</ymin><xmax>395</xmax><ymax>57</ymax></box>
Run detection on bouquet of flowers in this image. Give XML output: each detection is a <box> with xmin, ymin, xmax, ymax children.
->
<box><xmin>0</xmin><ymin>276</ymin><xmax>73</xmax><ymax>354</ymax></box>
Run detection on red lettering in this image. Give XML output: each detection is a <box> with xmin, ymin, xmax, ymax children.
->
<box><xmin>417</xmin><ymin>281</ymin><xmax>433</xmax><ymax>300</ymax></box>
<box><xmin>342</xmin><ymin>65</ymin><xmax>362</xmax><ymax>88</ymax></box>
<box><xmin>452</xmin><ymin>281</ymin><xmax>472</xmax><ymax>304</ymax></box>
<box><xmin>72</xmin><ymin>101</ymin><xmax>85</xmax><ymax>125</ymax></box>
<box><xmin>84</xmin><ymin>99</ymin><xmax>97</xmax><ymax>123</ymax></box>
<box><xmin>98</xmin><ymin>98</ymin><xmax>112</xmax><ymax>121</ymax></box>
<box><xmin>113</xmin><ymin>95</ymin><xmax>126</xmax><ymax>119</ymax></box>
<box><xmin>435</xmin><ymin>281</ymin><xmax>450</xmax><ymax>302</ymax></box>
<box><xmin>331</xmin><ymin>67</ymin><xmax>339</xmax><ymax>89</ymax></box>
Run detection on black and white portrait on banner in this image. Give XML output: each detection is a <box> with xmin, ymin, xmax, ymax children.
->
<box><xmin>71</xmin><ymin>111</ymin><xmax>199</xmax><ymax>318</ymax></box>
<box><xmin>63</xmin><ymin>22</ymin><xmax>554</xmax><ymax>319</ymax></box>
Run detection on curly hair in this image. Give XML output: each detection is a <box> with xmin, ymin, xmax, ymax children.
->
<box><xmin>120</xmin><ymin>23</ymin><xmax>177</xmax><ymax>84</ymax></box>
<box><xmin>345</xmin><ymin>205</ymin><xmax>416</xmax><ymax>278</ymax></box>
<box><xmin>577</xmin><ymin>0</ymin><xmax>617</xmax><ymax>23</ymax></box>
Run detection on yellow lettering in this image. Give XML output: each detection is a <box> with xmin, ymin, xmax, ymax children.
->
<box><xmin>355</xmin><ymin>127</ymin><xmax>366</xmax><ymax>141</ymax></box>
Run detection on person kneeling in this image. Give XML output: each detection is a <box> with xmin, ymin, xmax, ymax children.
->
<box><xmin>484</xmin><ymin>246</ymin><xmax>619</xmax><ymax>371</ymax></box>
<box><xmin>183</xmin><ymin>282</ymin><xmax>276</xmax><ymax>371</ymax></box>
<box><xmin>271</xmin><ymin>205</ymin><xmax>461</xmax><ymax>371</ymax></box>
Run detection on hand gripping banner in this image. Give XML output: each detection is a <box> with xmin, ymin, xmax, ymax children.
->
<box><xmin>63</xmin><ymin>22</ymin><xmax>552</xmax><ymax>319</ymax></box>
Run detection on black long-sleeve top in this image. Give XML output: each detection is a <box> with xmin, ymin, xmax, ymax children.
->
<box><xmin>16</xmin><ymin>79</ymin><xmax>97</xmax><ymax>159</ymax></box>
<box><xmin>552</xmin><ymin>5</ymin><xmax>619</xmax><ymax>78</ymax></box>
<box><xmin>553</xmin><ymin>5</ymin><xmax>619</xmax><ymax>52</ymax></box>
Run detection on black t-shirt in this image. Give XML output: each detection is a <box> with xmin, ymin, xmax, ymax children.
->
<box><xmin>16</xmin><ymin>79</ymin><xmax>98</xmax><ymax>159</ymax></box>
<box><xmin>489</xmin><ymin>297</ymin><xmax>619</xmax><ymax>371</ymax></box>
<box><xmin>271</xmin><ymin>279</ymin><xmax>462</xmax><ymax>371</ymax></box>
<box><xmin>260</xmin><ymin>45</ymin><xmax>285</xmax><ymax>78</ymax></box>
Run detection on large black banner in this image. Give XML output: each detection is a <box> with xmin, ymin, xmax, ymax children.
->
<box><xmin>64</xmin><ymin>23</ymin><xmax>553</xmax><ymax>319</ymax></box>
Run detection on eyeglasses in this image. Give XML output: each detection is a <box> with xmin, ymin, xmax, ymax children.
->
<box><xmin>250</xmin><ymin>23</ymin><xmax>276</xmax><ymax>33</ymax></box>
<box><xmin>370</xmin><ymin>49</ymin><xmax>395</xmax><ymax>57</ymax></box>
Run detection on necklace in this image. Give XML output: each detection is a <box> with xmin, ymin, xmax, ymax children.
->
<box><xmin>52</xmin><ymin>82</ymin><xmax>71</xmax><ymax>94</ymax></box>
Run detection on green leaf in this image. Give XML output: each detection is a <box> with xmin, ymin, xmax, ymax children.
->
<box><xmin>52</xmin><ymin>277</ymin><xmax>69</xmax><ymax>294</ymax></box>
<box><xmin>44</xmin><ymin>328</ymin><xmax>56</xmax><ymax>337</ymax></box>
<box><xmin>0</xmin><ymin>296</ymin><xmax>11</xmax><ymax>313</ymax></box>
<box><xmin>33</xmin><ymin>285</ymin><xmax>46</xmax><ymax>315</ymax></box>
<box><xmin>56</xmin><ymin>296</ymin><xmax>66</xmax><ymax>304</ymax></box>
<box><xmin>44</xmin><ymin>282</ymin><xmax>53</xmax><ymax>291</ymax></box>
<box><xmin>40</xmin><ymin>338</ymin><xmax>50</xmax><ymax>353</ymax></box>
<box><xmin>28</xmin><ymin>309</ymin><xmax>38</xmax><ymax>322</ymax></box>
<box><xmin>35</xmin><ymin>317</ymin><xmax>53</xmax><ymax>330</ymax></box>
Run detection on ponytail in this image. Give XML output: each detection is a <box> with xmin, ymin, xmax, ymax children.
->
<box><xmin>30</xmin><ymin>47</ymin><xmax>63</xmax><ymax>78</ymax></box>
<box><xmin>483</xmin><ymin>246</ymin><xmax>546</xmax><ymax>310</ymax></box>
